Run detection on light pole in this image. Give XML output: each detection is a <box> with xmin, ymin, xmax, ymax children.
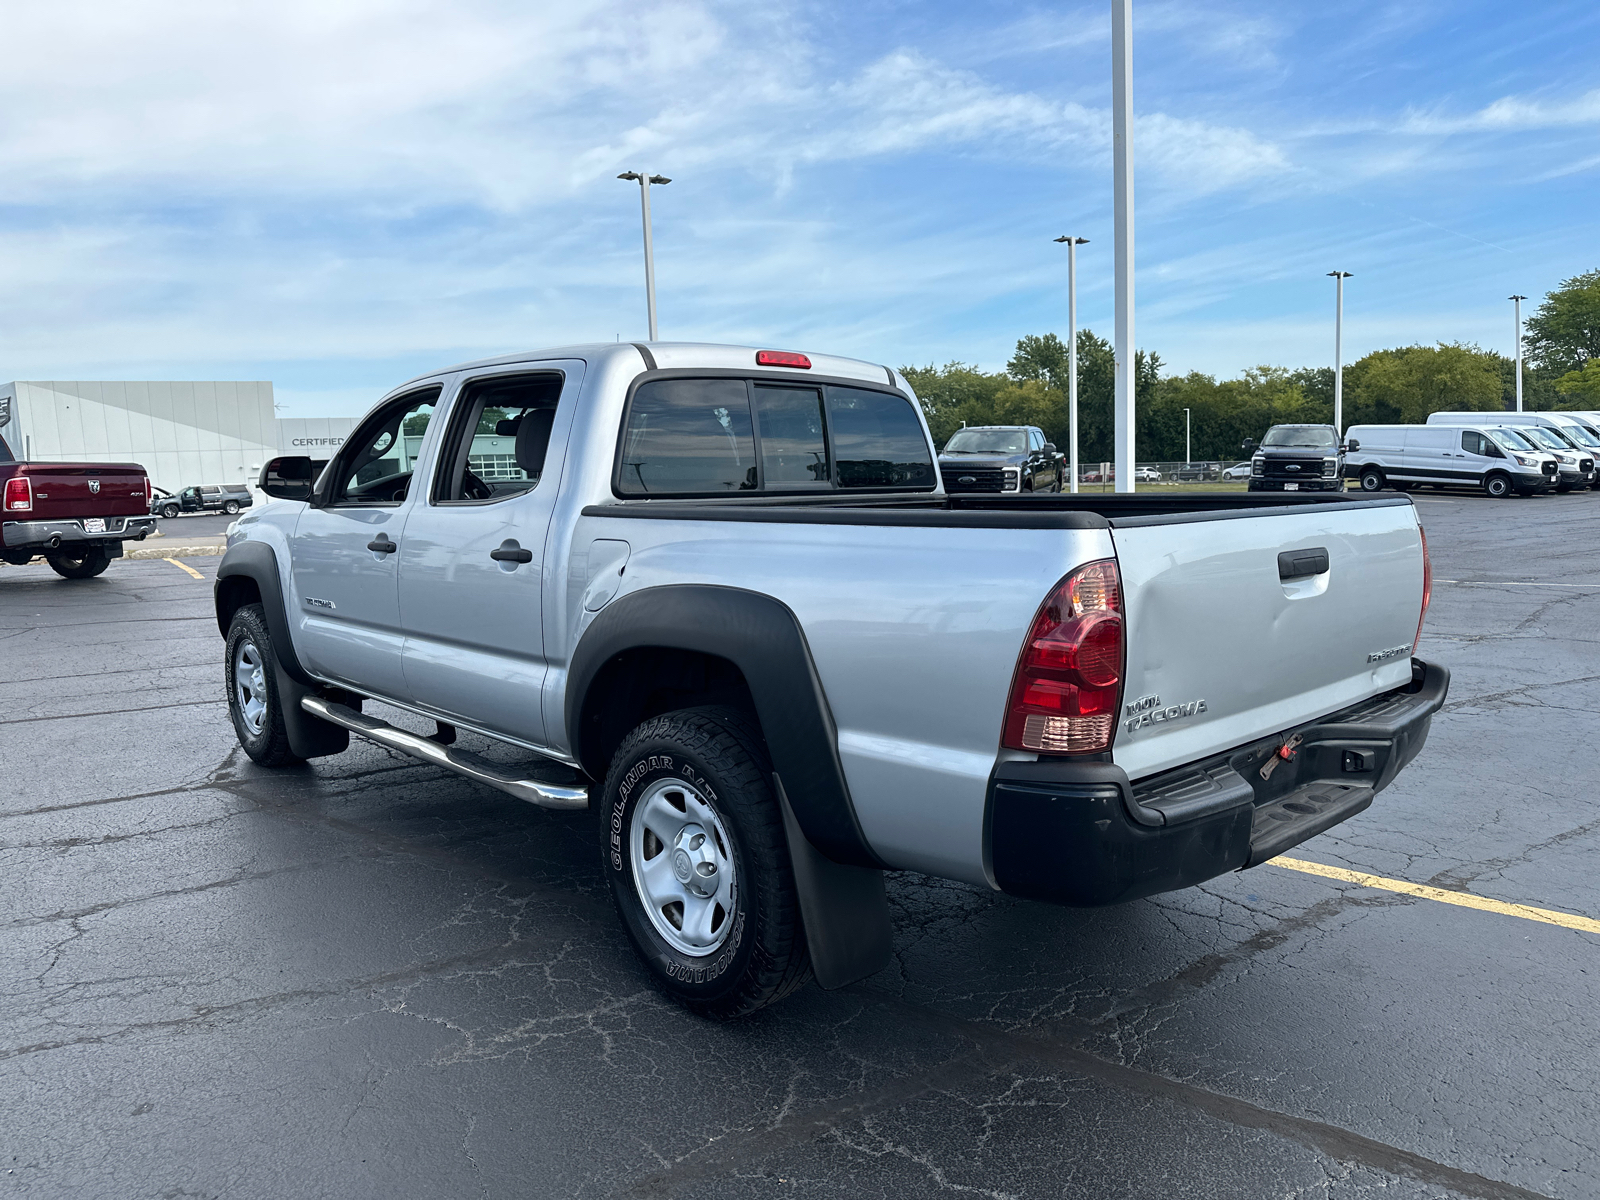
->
<box><xmin>1054</xmin><ymin>235</ymin><xmax>1090</xmax><ymax>493</ymax></box>
<box><xmin>1328</xmin><ymin>271</ymin><xmax>1353</xmax><ymax>434</ymax></box>
<box><xmin>618</xmin><ymin>171</ymin><xmax>671</xmax><ymax>340</ymax></box>
<box><xmin>1183</xmin><ymin>407</ymin><xmax>1191</xmax><ymax>467</ymax></box>
<box><xmin>1111</xmin><ymin>0</ymin><xmax>1135</xmax><ymax>492</ymax></box>
<box><xmin>1510</xmin><ymin>295</ymin><xmax>1527</xmax><ymax>412</ymax></box>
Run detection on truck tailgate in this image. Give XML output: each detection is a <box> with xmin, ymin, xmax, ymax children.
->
<box><xmin>1110</xmin><ymin>499</ymin><xmax>1424</xmax><ymax>781</ymax></box>
<box><xmin>20</xmin><ymin>463</ymin><xmax>150</xmax><ymax>523</ymax></box>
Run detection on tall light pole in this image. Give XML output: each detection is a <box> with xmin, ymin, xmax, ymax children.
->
<box><xmin>618</xmin><ymin>171</ymin><xmax>671</xmax><ymax>340</ymax></box>
<box><xmin>1184</xmin><ymin>407</ymin><xmax>1191</xmax><ymax>467</ymax></box>
<box><xmin>1510</xmin><ymin>295</ymin><xmax>1527</xmax><ymax>412</ymax></box>
<box><xmin>1328</xmin><ymin>271</ymin><xmax>1353</xmax><ymax>434</ymax></box>
<box><xmin>1111</xmin><ymin>0</ymin><xmax>1136</xmax><ymax>493</ymax></box>
<box><xmin>1054</xmin><ymin>235</ymin><xmax>1090</xmax><ymax>493</ymax></box>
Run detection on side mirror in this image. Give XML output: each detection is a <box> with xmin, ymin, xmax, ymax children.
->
<box><xmin>260</xmin><ymin>456</ymin><xmax>319</xmax><ymax>501</ymax></box>
<box><xmin>1240</xmin><ymin>438</ymin><xmax>1256</xmax><ymax>453</ymax></box>
<box><xmin>1344</xmin><ymin>438</ymin><xmax>1360</xmax><ymax>452</ymax></box>
<box><xmin>1042</xmin><ymin>442</ymin><xmax>1056</xmax><ymax>452</ymax></box>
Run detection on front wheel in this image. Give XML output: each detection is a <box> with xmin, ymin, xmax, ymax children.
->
<box><xmin>1483</xmin><ymin>472</ymin><xmax>1512</xmax><ymax>498</ymax></box>
<box><xmin>46</xmin><ymin>548</ymin><xmax>111</xmax><ymax>579</ymax></box>
<box><xmin>223</xmin><ymin>500</ymin><xmax>241</xmax><ymax>514</ymax></box>
<box><xmin>225</xmin><ymin>603</ymin><xmax>301</xmax><ymax>766</ymax></box>
<box><xmin>160</xmin><ymin>504</ymin><xmax>180</xmax><ymax>519</ymax></box>
<box><xmin>1359</xmin><ymin>469</ymin><xmax>1385</xmax><ymax>492</ymax></box>
<box><xmin>602</xmin><ymin>707</ymin><xmax>811</xmax><ymax>1017</ymax></box>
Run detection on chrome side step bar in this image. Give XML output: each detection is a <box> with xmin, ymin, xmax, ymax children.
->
<box><xmin>301</xmin><ymin>696</ymin><xmax>589</xmax><ymax>811</ymax></box>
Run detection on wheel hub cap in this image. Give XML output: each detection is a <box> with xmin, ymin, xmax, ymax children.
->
<box><xmin>629</xmin><ymin>779</ymin><xmax>737</xmax><ymax>957</ymax></box>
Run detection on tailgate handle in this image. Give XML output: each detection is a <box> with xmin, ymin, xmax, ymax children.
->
<box><xmin>1278</xmin><ymin>547</ymin><xmax>1329</xmax><ymax>579</ymax></box>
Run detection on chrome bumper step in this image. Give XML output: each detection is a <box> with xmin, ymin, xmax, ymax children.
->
<box><xmin>300</xmin><ymin>696</ymin><xmax>589</xmax><ymax>811</ymax></box>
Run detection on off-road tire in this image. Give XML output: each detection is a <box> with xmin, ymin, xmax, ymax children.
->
<box><xmin>223</xmin><ymin>500</ymin><xmax>241</xmax><ymax>514</ymax></box>
<box><xmin>601</xmin><ymin>706</ymin><xmax>812</xmax><ymax>1017</ymax></box>
<box><xmin>46</xmin><ymin>548</ymin><xmax>111</xmax><ymax>579</ymax></box>
<box><xmin>1358</xmin><ymin>468</ymin><xmax>1385</xmax><ymax>492</ymax></box>
<box><xmin>225</xmin><ymin>603</ymin><xmax>301</xmax><ymax>767</ymax></box>
<box><xmin>1483</xmin><ymin>472</ymin><xmax>1512</xmax><ymax>498</ymax></box>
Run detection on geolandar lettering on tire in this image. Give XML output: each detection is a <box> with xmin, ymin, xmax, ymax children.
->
<box><xmin>610</xmin><ymin>753</ymin><xmax>674</xmax><ymax>870</ymax></box>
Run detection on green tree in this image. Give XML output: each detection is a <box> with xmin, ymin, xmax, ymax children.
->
<box><xmin>1525</xmin><ymin>269</ymin><xmax>1600</xmax><ymax>376</ymax></box>
<box><xmin>900</xmin><ymin>362</ymin><xmax>1010</xmax><ymax>448</ymax></box>
<box><xmin>1342</xmin><ymin>343</ymin><xmax>1502</xmax><ymax>425</ymax></box>
<box><xmin>1555</xmin><ymin>361</ymin><xmax>1600</xmax><ymax>404</ymax></box>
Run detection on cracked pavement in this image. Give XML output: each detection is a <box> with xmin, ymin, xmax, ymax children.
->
<box><xmin>1</xmin><ymin>491</ymin><xmax>1597</xmax><ymax>1198</ymax></box>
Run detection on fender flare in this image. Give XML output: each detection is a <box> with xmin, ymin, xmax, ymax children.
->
<box><xmin>215</xmin><ymin>539</ymin><xmax>314</xmax><ymax>685</ymax></box>
<box><xmin>567</xmin><ymin>584</ymin><xmax>884</xmax><ymax>870</ymax></box>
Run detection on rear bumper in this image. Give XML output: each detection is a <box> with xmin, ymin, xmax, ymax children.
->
<box><xmin>987</xmin><ymin>659</ymin><xmax>1450</xmax><ymax>906</ymax></box>
<box><xmin>2</xmin><ymin>515</ymin><xmax>157</xmax><ymax>550</ymax></box>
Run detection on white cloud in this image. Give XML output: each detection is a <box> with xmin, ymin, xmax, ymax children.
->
<box><xmin>1400</xmin><ymin>88</ymin><xmax>1600</xmax><ymax>135</ymax></box>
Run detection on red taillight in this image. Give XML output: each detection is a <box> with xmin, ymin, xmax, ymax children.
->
<box><xmin>144</xmin><ymin>476</ymin><xmax>153</xmax><ymax>508</ymax></box>
<box><xmin>1003</xmin><ymin>559</ymin><xmax>1125</xmax><ymax>754</ymax></box>
<box><xmin>755</xmin><ymin>350</ymin><xmax>811</xmax><ymax>369</ymax></box>
<box><xmin>4</xmin><ymin>476</ymin><xmax>31</xmax><ymax>512</ymax></box>
<box><xmin>1413</xmin><ymin>525</ymin><xmax>1432</xmax><ymax>654</ymax></box>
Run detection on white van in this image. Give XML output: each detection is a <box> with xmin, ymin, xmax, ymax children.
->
<box><xmin>1427</xmin><ymin>411</ymin><xmax>1600</xmax><ymax>491</ymax></box>
<box><xmin>1344</xmin><ymin>424</ymin><xmax>1558</xmax><ymax>497</ymax></box>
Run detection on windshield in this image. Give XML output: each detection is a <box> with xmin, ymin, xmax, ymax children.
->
<box><xmin>1560</xmin><ymin>423</ymin><xmax>1600</xmax><ymax>447</ymax></box>
<box><xmin>944</xmin><ymin>429</ymin><xmax>1027</xmax><ymax>454</ymax></box>
<box><xmin>1260</xmin><ymin>426</ymin><xmax>1337</xmax><ymax>449</ymax></box>
<box><xmin>1521</xmin><ymin>427</ymin><xmax>1571</xmax><ymax>450</ymax></box>
<box><xmin>1491</xmin><ymin>429</ymin><xmax>1537</xmax><ymax>452</ymax></box>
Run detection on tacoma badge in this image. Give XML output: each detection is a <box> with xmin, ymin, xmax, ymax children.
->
<box><xmin>1124</xmin><ymin>694</ymin><xmax>1207</xmax><ymax>733</ymax></box>
<box><xmin>305</xmin><ymin>597</ymin><xmax>336</xmax><ymax>610</ymax></box>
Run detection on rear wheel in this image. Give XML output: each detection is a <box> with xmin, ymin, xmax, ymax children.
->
<box><xmin>1358</xmin><ymin>468</ymin><xmax>1385</xmax><ymax>492</ymax></box>
<box><xmin>223</xmin><ymin>500</ymin><xmax>241</xmax><ymax>514</ymax></box>
<box><xmin>225</xmin><ymin>603</ymin><xmax>300</xmax><ymax>766</ymax></box>
<box><xmin>46</xmin><ymin>548</ymin><xmax>111</xmax><ymax>579</ymax></box>
<box><xmin>601</xmin><ymin>707</ymin><xmax>811</xmax><ymax>1017</ymax></box>
<box><xmin>1483</xmin><ymin>472</ymin><xmax>1512</xmax><ymax>498</ymax></box>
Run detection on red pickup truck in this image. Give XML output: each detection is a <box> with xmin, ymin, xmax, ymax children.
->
<box><xmin>0</xmin><ymin>433</ymin><xmax>158</xmax><ymax>579</ymax></box>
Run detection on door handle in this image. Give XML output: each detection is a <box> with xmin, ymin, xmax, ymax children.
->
<box><xmin>490</xmin><ymin>546</ymin><xmax>533</xmax><ymax>564</ymax></box>
<box><xmin>1278</xmin><ymin>547</ymin><xmax>1329</xmax><ymax>579</ymax></box>
<box><xmin>367</xmin><ymin>537</ymin><xmax>397</xmax><ymax>553</ymax></box>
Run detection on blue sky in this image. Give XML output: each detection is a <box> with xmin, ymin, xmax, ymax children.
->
<box><xmin>0</xmin><ymin>0</ymin><xmax>1596</xmax><ymax>417</ymax></box>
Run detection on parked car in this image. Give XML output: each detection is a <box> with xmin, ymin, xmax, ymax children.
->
<box><xmin>1243</xmin><ymin>425</ymin><xmax>1346</xmax><ymax>492</ymax></box>
<box><xmin>1170</xmin><ymin>461</ymin><xmax>1221</xmax><ymax>482</ymax></box>
<box><xmin>1133</xmin><ymin>465</ymin><xmax>1162</xmax><ymax>483</ymax></box>
<box><xmin>154</xmin><ymin>483</ymin><xmax>254</xmax><ymax>518</ymax></box>
<box><xmin>0</xmin><ymin>432</ymin><xmax>157</xmax><ymax>577</ymax></box>
<box><xmin>1221</xmin><ymin>462</ymin><xmax>1252</xmax><ymax>481</ymax></box>
<box><xmin>217</xmin><ymin>341</ymin><xmax>1447</xmax><ymax>1017</ymax></box>
<box><xmin>939</xmin><ymin>425</ymin><xmax>1062</xmax><ymax>493</ymax></box>
<box><xmin>1426</xmin><ymin>412</ymin><xmax>1599</xmax><ymax>492</ymax></box>
<box><xmin>1343</xmin><ymin>423</ymin><xmax>1557</xmax><ymax>497</ymax></box>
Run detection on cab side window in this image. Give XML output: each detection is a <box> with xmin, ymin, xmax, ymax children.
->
<box><xmin>433</xmin><ymin>373</ymin><xmax>564</xmax><ymax>504</ymax></box>
<box><xmin>1461</xmin><ymin>431</ymin><xmax>1483</xmax><ymax>455</ymax></box>
<box><xmin>329</xmin><ymin>389</ymin><xmax>440</xmax><ymax>506</ymax></box>
<box><xmin>618</xmin><ymin>379</ymin><xmax>757</xmax><ymax>495</ymax></box>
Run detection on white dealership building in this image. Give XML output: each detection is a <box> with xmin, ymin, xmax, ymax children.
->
<box><xmin>0</xmin><ymin>380</ymin><xmax>358</xmax><ymax>502</ymax></box>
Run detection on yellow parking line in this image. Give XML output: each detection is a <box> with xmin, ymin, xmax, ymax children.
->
<box><xmin>164</xmin><ymin>557</ymin><xmax>204</xmax><ymax>580</ymax></box>
<box><xmin>1270</xmin><ymin>856</ymin><xmax>1600</xmax><ymax>936</ymax></box>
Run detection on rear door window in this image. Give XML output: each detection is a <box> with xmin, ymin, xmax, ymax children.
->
<box><xmin>617</xmin><ymin>379</ymin><xmax>757</xmax><ymax>496</ymax></box>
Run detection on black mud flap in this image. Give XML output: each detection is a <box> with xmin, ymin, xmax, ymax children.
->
<box><xmin>776</xmin><ymin>778</ymin><xmax>893</xmax><ymax>989</ymax></box>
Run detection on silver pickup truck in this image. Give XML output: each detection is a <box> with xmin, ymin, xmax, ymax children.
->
<box><xmin>216</xmin><ymin>342</ymin><xmax>1448</xmax><ymax>1016</ymax></box>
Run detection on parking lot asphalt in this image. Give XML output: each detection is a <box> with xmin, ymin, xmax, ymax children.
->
<box><xmin>2</xmin><ymin>489</ymin><xmax>1598</xmax><ymax>1200</ymax></box>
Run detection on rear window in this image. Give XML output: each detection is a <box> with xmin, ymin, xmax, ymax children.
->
<box><xmin>617</xmin><ymin>378</ymin><xmax>933</xmax><ymax>496</ymax></box>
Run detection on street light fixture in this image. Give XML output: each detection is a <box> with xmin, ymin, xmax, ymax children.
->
<box><xmin>1328</xmin><ymin>271</ymin><xmax>1353</xmax><ymax>434</ymax></box>
<box><xmin>618</xmin><ymin>171</ymin><xmax>671</xmax><ymax>340</ymax></box>
<box><xmin>1054</xmin><ymin>235</ymin><xmax>1090</xmax><ymax>493</ymax></box>
<box><xmin>1509</xmin><ymin>295</ymin><xmax>1528</xmax><ymax>412</ymax></box>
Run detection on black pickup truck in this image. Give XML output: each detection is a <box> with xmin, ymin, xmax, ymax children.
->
<box><xmin>1243</xmin><ymin>424</ymin><xmax>1347</xmax><ymax>493</ymax></box>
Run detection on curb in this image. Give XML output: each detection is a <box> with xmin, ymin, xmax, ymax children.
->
<box><xmin>127</xmin><ymin>545</ymin><xmax>225</xmax><ymax>559</ymax></box>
